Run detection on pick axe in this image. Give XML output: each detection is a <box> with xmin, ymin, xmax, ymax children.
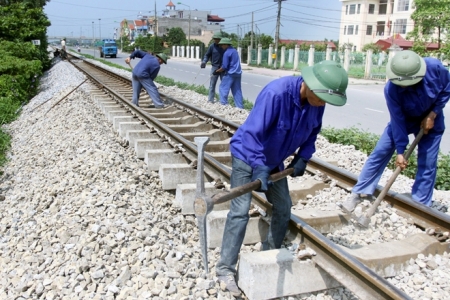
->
<box><xmin>193</xmin><ymin>137</ymin><xmax>294</xmax><ymax>273</ymax></box>
<box><xmin>357</xmin><ymin>128</ymin><xmax>424</xmax><ymax>227</ymax></box>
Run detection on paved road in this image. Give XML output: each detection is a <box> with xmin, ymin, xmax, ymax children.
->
<box><xmin>74</xmin><ymin>48</ymin><xmax>450</xmax><ymax>154</ymax></box>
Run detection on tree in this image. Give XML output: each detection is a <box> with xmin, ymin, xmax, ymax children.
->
<box><xmin>165</xmin><ymin>27</ymin><xmax>186</xmax><ymax>47</ymax></box>
<box><xmin>408</xmin><ymin>0</ymin><xmax>450</xmax><ymax>49</ymax></box>
<box><xmin>362</xmin><ymin>43</ymin><xmax>382</xmax><ymax>54</ymax></box>
<box><xmin>259</xmin><ymin>34</ymin><xmax>273</xmax><ymax>49</ymax></box>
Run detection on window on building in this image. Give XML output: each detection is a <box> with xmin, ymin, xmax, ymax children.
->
<box><xmin>379</xmin><ymin>0</ymin><xmax>387</xmax><ymax>15</ymax></box>
<box><xmin>394</xmin><ymin>19</ymin><xmax>407</xmax><ymax>34</ymax></box>
<box><xmin>368</xmin><ymin>4</ymin><xmax>375</xmax><ymax>14</ymax></box>
<box><xmin>349</xmin><ymin>4</ymin><xmax>356</xmax><ymax>14</ymax></box>
<box><xmin>357</xmin><ymin>4</ymin><xmax>361</xmax><ymax>14</ymax></box>
<box><xmin>367</xmin><ymin>25</ymin><xmax>373</xmax><ymax>35</ymax></box>
<box><xmin>376</xmin><ymin>21</ymin><xmax>385</xmax><ymax>35</ymax></box>
<box><xmin>355</xmin><ymin>25</ymin><xmax>359</xmax><ymax>35</ymax></box>
<box><xmin>348</xmin><ymin>25</ymin><xmax>354</xmax><ymax>35</ymax></box>
<box><xmin>344</xmin><ymin>25</ymin><xmax>347</xmax><ymax>35</ymax></box>
<box><xmin>397</xmin><ymin>0</ymin><xmax>409</xmax><ymax>11</ymax></box>
<box><xmin>346</xmin><ymin>5</ymin><xmax>348</xmax><ymax>15</ymax></box>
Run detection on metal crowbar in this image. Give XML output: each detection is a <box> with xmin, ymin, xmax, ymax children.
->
<box><xmin>357</xmin><ymin>128</ymin><xmax>424</xmax><ymax>227</ymax></box>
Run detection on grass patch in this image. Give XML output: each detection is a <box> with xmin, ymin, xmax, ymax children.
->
<box><xmin>321</xmin><ymin>126</ymin><xmax>450</xmax><ymax>191</ymax></box>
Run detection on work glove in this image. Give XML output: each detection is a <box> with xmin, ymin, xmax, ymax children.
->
<box><xmin>287</xmin><ymin>155</ymin><xmax>307</xmax><ymax>177</ymax></box>
<box><xmin>200</xmin><ymin>62</ymin><xmax>206</xmax><ymax>68</ymax></box>
<box><xmin>251</xmin><ymin>165</ymin><xmax>272</xmax><ymax>192</ymax></box>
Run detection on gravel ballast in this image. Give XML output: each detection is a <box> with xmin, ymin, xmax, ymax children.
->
<box><xmin>0</xmin><ymin>58</ymin><xmax>449</xmax><ymax>300</ymax></box>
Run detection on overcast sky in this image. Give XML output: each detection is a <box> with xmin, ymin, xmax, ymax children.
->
<box><xmin>44</xmin><ymin>0</ymin><xmax>342</xmax><ymax>41</ymax></box>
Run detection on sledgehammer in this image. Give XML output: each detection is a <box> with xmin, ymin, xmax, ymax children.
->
<box><xmin>357</xmin><ymin>128</ymin><xmax>424</xmax><ymax>228</ymax></box>
<box><xmin>193</xmin><ymin>137</ymin><xmax>294</xmax><ymax>273</ymax></box>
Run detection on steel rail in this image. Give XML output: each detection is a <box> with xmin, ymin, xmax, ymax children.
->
<box><xmin>308</xmin><ymin>157</ymin><xmax>450</xmax><ymax>231</ymax></box>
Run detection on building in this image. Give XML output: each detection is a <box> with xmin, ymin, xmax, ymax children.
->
<box><xmin>158</xmin><ymin>0</ymin><xmax>225</xmax><ymax>44</ymax></box>
<box><xmin>339</xmin><ymin>0</ymin><xmax>414</xmax><ymax>51</ymax></box>
<box><xmin>117</xmin><ymin>1</ymin><xmax>225</xmax><ymax>45</ymax></box>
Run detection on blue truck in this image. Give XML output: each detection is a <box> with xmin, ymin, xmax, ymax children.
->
<box><xmin>99</xmin><ymin>39</ymin><xmax>118</xmax><ymax>58</ymax></box>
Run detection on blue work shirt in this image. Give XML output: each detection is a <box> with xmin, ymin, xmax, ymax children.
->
<box><xmin>221</xmin><ymin>46</ymin><xmax>242</xmax><ymax>75</ymax></box>
<box><xmin>230</xmin><ymin>76</ymin><xmax>324</xmax><ymax>170</ymax></box>
<box><xmin>129</xmin><ymin>50</ymin><xmax>160</xmax><ymax>80</ymax></box>
<box><xmin>385</xmin><ymin>57</ymin><xmax>450</xmax><ymax>154</ymax></box>
<box><xmin>202</xmin><ymin>43</ymin><xmax>224</xmax><ymax>67</ymax></box>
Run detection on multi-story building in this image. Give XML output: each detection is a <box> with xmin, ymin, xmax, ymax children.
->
<box><xmin>339</xmin><ymin>0</ymin><xmax>414</xmax><ymax>51</ymax></box>
<box><xmin>158</xmin><ymin>0</ymin><xmax>225</xmax><ymax>44</ymax></box>
<box><xmin>118</xmin><ymin>1</ymin><xmax>225</xmax><ymax>45</ymax></box>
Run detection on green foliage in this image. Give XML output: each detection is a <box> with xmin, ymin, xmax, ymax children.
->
<box><xmin>321</xmin><ymin>126</ymin><xmax>450</xmax><ymax>191</ymax></box>
<box><xmin>0</xmin><ymin>0</ymin><xmax>51</xmax><ymax>168</ymax></box>
<box><xmin>362</xmin><ymin>43</ymin><xmax>382</xmax><ymax>54</ymax></box>
<box><xmin>321</xmin><ymin>126</ymin><xmax>380</xmax><ymax>154</ymax></box>
<box><xmin>0</xmin><ymin>128</ymin><xmax>11</xmax><ymax>168</ymax></box>
<box><xmin>132</xmin><ymin>35</ymin><xmax>165</xmax><ymax>53</ymax></box>
<box><xmin>408</xmin><ymin>0</ymin><xmax>450</xmax><ymax>48</ymax></box>
<box><xmin>165</xmin><ymin>27</ymin><xmax>186</xmax><ymax>47</ymax></box>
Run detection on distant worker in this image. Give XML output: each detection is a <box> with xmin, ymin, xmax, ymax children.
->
<box><xmin>60</xmin><ymin>38</ymin><xmax>67</xmax><ymax>59</ymax></box>
<box><xmin>200</xmin><ymin>32</ymin><xmax>224</xmax><ymax>103</ymax></box>
<box><xmin>341</xmin><ymin>50</ymin><xmax>450</xmax><ymax>213</ymax></box>
<box><xmin>125</xmin><ymin>50</ymin><xmax>168</xmax><ymax>108</ymax></box>
<box><xmin>61</xmin><ymin>38</ymin><xmax>66</xmax><ymax>51</ymax></box>
<box><xmin>216</xmin><ymin>61</ymin><xmax>349</xmax><ymax>296</ymax></box>
<box><xmin>214</xmin><ymin>38</ymin><xmax>244</xmax><ymax>109</ymax></box>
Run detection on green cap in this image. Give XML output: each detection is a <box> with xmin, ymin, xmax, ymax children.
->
<box><xmin>301</xmin><ymin>61</ymin><xmax>349</xmax><ymax>106</ymax></box>
<box><xmin>156</xmin><ymin>53</ymin><xmax>168</xmax><ymax>64</ymax></box>
<box><xmin>386</xmin><ymin>50</ymin><xmax>426</xmax><ymax>86</ymax></box>
<box><xmin>218</xmin><ymin>38</ymin><xmax>232</xmax><ymax>45</ymax></box>
<box><xmin>212</xmin><ymin>32</ymin><xmax>222</xmax><ymax>39</ymax></box>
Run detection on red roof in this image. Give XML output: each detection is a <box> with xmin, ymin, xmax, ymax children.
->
<box><xmin>279</xmin><ymin>39</ymin><xmax>337</xmax><ymax>50</ymax></box>
<box><xmin>166</xmin><ymin>1</ymin><xmax>175</xmax><ymax>7</ymax></box>
<box><xmin>375</xmin><ymin>34</ymin><xmax>439</xmax><ymax>51</ymax></box>
<box><xmin>208</xmin><ymin>15</ymin><xmax>225</xmax><ymax>22</ymax></box>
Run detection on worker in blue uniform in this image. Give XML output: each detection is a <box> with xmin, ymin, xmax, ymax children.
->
<box><xmin>214</xmin><ymin>38</ymin><xmax>244</xmax><ymax>108</ymax></box>
<box><xmin>341</xmin><ymin>50</ymin><xmax>450</xmax><ymax>213</ymax></box>
<box><xmin>201</xmin><ymin>32</ymin><xmax>224</xmax><ymax>103</ymax></box>
<box><xmin>125</xmin><ymin>51</ymin><xmax>168</xmax><ymax>108</ymax></box>
<box><xmin>216</xmin><ymin>61</ymin><xmax>349</xmax><ymax>296</ymax></box>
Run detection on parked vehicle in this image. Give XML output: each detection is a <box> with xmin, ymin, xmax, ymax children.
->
<box><xmin>99</xmin><ymin>39</ymin><xmax>118</xmax><ymax>58</ymax></box>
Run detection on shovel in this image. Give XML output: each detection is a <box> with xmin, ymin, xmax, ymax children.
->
<box><xmin>357</xmin><ymin>128</ymin><xmax>424</xmax><ymax>227</ymax></box>
<box><xmin>193</xmin><ymin>137</ymin><xmax>293</xmax><ymax>273</ymax></box>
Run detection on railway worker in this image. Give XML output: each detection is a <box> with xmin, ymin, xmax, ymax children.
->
<box><xmin>341</xmin><ymin>50</ymin><xmax>450</xmax><ymax>213</ymax></box>
<box><xmin>214</xmin><ymin>38</ymin><xmax>244</xmax><ymax>109</ymax></box>
<box><xmin>125</xmin><ymin>51</ymin><xmax>168</xmax><ymax>108</ymax></box>
<box><xmin>201</xmin><ymin>32</ymin><xmax>224</xmax><ymax>103</ymax></box>
<box><xmin>216</xmin><ymin>60</ymin><xmax>349</xmax><ymax>296</ymax></box>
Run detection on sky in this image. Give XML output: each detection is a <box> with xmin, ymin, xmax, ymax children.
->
<box><xmin>44</xmin><ymin>0</ymin><xmax>342</xmax><ymax>41</ymax></box>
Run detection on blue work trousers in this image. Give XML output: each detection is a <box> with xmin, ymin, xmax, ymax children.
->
<box><xmin>216</xmin><ymin>156</ymin><xmax>292</xmax><ymax>276</ymax></box>
<box><xmin>353</xmin><ymin>125</ymin><xmax>442</xmax><ymax>206</ymax></box>
<box><xmin>131</xmin><ymin>74</ymin><xmax>164</xmax><ymax>107</ymax></box>
<box><xmin>208</xmin><ymin>66</ymin><xmax>223</xmax><ymax>103</ymax></box>
<box><xmin>219</xmin><ymin>73</ymin><xmax>244</xmax><ymax>108</ymax></box>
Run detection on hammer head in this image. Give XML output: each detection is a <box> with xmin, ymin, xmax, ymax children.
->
<box><xmin>194</xmin><ymin>195</ymin><xmax>214</xmax><ymax>218</ymax></box>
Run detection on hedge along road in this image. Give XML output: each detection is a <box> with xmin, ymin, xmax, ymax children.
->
<box><xmin>75</xmin><ymin>48</ymin><xmax>450</xmax><ymax>154</ymax></box>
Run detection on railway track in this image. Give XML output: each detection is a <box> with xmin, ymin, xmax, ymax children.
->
<box><xmin>66</xmin><ymin>52</ymin><xmax>450</xmax><ymax>299</ymax></box>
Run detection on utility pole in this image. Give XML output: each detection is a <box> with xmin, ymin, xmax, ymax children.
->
<box><xmin>237</xmin><ymin>24</ymin><xmax>240</xmax><ymax>48</ymax></box>
<box><xmin>92</xmin><ymin>21</ymin><xmax>95</xmax><ymax>58</ymax></box>
<box><xmin>273</xmin><ymin>0</ymin><xmax>282</xmax><ymax>69</ymax></box>
<box><xmin>251</xmin><ymin>12</ymin><xmax>254</xmax><ymax>49</ymax></box>
<box><xmin>153</xmin><ymin>1</ymin><xmax>157</xmax><ymax>53</ymax></box>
